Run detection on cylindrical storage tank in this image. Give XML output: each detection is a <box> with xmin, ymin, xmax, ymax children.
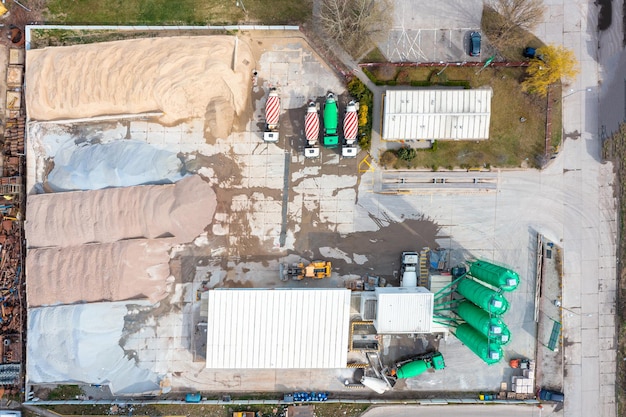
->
<box><xmin>468</xmin><ymin>260</ymin><xmax>520</xmax><ymax>292</ymax></box>
<box><xmin>456</xmin><ymin>279</ymin><xmax>509</xmax><ymax>316</ymax></box>
<box><xmin>494</xmin><ymin>325</ymin><xmax>512</xmax><ymax>346</ymax></box>
<box><xmin>361</xmin><ymin>376</ymin><xmax>390</xmax><ymax>394</ymax></box>
<box><xmin>456</xmin><ymin>301</ymin><xmax>509</xmax><ymax>344</ymax></box>
<box><xmin>455</xmin><ymin>323</ymin><xmax>503</xmax><ymax>365</ymax></box>
<box><xmin>396</xmin><ymin>360</ymin><xmax>429</xmax><ymax>379</ymax></box>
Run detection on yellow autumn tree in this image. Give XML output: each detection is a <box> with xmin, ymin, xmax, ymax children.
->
<box><xmin>358</xmin><ymin>103</ymin><xmax>368</xmax><ymax>126</ymax></box>
<box><xmin>522</xmin><ymin>44</ymin><xmax>579</xmax><ymax>97</ymax></box>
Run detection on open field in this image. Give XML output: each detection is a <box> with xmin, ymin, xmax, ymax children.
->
<box><xmin>44</xmin><ymin>0</ymin><xmax>312</xmax><ymax>25</ymax></box>
<box><xmin>35</xmin><ymin>403</ymin><xmax>370</xmax><ymax>417</ymax></box>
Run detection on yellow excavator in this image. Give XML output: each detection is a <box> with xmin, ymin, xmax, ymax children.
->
<box><xmin>280</xmin><ymin>260</ymin><xmax>332</xmax><ymax>281</ymax></box>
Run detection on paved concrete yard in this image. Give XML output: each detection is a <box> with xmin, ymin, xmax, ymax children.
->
<box><xmin>379</xmin><ymin>0</ymin><xmax>483</xmax><ymax>62</ymax></box>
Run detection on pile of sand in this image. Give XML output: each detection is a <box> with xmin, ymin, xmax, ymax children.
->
<box><xmin>26</xmin><ymin>36</ymin><xmax>254</xmax><ymax>128</ymax></box>
<box><xmin>25</xmin><ymin>175</ymin><xmax>215</xmax><ymax>248</ymax></box>
<box><xmin>25</xmin><ymin>175</ymin><xmax>216</xmax><ymax>306</ymax></box>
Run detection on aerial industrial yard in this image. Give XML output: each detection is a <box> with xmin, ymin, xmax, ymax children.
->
<box><xmin>0</xmin><ymin>0</ymin><xmax>615</xmax><ymax>415</ymax></box>
<box><xmin>19</xmin><ymin>29</ymin><xmax>547</xmax><ymax>401</ymax></box>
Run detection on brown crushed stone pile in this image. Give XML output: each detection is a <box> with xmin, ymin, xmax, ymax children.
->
<box><xmin>25</xmin><ymin>175</ymin><xmax>214</xmax><ymax>248</ymax></box>
<box><xmin>26</xmin><ymin>239</ymin><xmax>173</xmax><ymax>307</ymax></box>
<box><xmin>25</xmin><ymin>175</ymin><xmax>216</xmax><ymax>306</ymax></box>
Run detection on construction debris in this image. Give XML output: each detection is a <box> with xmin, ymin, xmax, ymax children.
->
<box><xmin>0</xmin><ymin>45</ymin><xmax>28</xmax><ymax>394</ymax></box>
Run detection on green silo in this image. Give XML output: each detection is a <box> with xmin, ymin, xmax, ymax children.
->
<box><xmin>455</xmin><ymin>323</ymin><xmax>503</xmax><ymax>365</ymax></box>
<box><xmin>468</xmin><ymin>260</ymin><xmax>520</xmax><ymax>292</ymax></box>
<box><xmin>495</xmin><ymin>325</ymin><xmax>512</xmax><ymax>345</ymax></box>
<box><xmin>456</xmin><ymin>301</ymin><xmax>511</xmax><ymax>345</ymax></box>
<box><xmin>456</xmin><ymin>279</ymin><xmax>509</xmax><ymax>316</ymax></box>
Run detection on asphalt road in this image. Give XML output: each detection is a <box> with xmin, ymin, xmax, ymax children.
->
<box><xmin>361</xmin><ymin>404</ymin><xmax>553</xmax><ymax>417</ymax></box>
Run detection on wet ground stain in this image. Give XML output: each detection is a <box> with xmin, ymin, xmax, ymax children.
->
<box><xmin>296</xmin><ymin>218</ymin><xmax>441</xmax><ymax>281</ymax></box>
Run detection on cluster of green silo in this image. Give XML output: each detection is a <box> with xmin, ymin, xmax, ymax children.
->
<box><xmin>453</xmin><ymin>260</ymin><xmax>520</xmax><ymax>365</ymax></box>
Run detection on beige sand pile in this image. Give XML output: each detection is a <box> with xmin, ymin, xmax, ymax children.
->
<box><xmin>24</xmin><ymin>175</ymin><xmax>216</xmax><ymax>306</ymax></box>
<box><xmin>26</xmin><ymin>239</ymin><xmax>173</xmax><ymax>307</ymax></box>
<box><xmin>26</xmin><ymin>36</ymin><xmax>254</xmax><ymax>127</ymax></box>
<box><xmin>25</xmin><ymin>175</ymin><xmax>216</xmax><ymax>248</ymax></box>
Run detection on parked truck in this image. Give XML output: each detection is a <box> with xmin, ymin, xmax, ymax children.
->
<box><xmin>304</xmin><ymin>100</ymin><xmax>320</xmax><ymax>158</ymax></box>
<box><xmin>341</xmin><ymin>101</ymin><xmax>358</xmax><ymax>157</ymax></box>
<box><xmin>263</xmin><ymin>88</ymin><xmax>280</xmax><ymax>142</ymax></box>
<box><xmin>388</xmin><ymin>352</ymin><xmax>445</xmax><ymax>380</ymax></box>
<box><xmin>400</xmin><ymin>252</ymin><xmax>419</xmax><ymax>287</ymax></box>
<box><xmin>322</xmin><ymin>92</ymin><xmax>339</xmax><ymax>148</ymax></box>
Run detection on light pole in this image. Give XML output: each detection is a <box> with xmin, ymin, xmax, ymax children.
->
<box><xmin>563</xmin><ymin>87</ymin><xmax>592</xmax><ymax>98</ymax></box>
<box><xmin>554</xmin><ymin>300</ymin><xmax>593</xmax><ymax>317</ymax></box>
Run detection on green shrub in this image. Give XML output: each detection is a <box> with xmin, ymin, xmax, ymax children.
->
<box><xmin>397</xmin><ymin>147</ymin><xmax>417</xmax><ymax>161</ymax></box>
<box><xmin>346</xmin><ymin>76</ymin><xmax>373</xmax><ymax>151</ymax></box>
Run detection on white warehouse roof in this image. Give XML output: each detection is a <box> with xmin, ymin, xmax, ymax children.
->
<box><xmin>383</xmin><ymin>88</ymin><xmax>492</xmax><ymax>140</ymax></box>
<box><xmin>374</xmin><ymin>287</ymin><xmax>433</xmax><ymax>334</ymax></box>
<box><xmin>205</xmin><ymin>288</ymin><xmax>351</xmax><ymax>369</ymax></box>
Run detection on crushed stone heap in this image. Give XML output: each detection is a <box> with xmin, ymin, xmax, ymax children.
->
<box><xmin>26</xmin><ymin>36</ymin><xmax>254</xmax><ymax>127</ymax></box>
<box><xmin>25</xmin><ymin>175</ymin><xmax>216</xmax><ymax>306</ymax></box>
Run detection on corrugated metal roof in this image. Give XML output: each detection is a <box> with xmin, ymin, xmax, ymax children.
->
<box><xmin>383</xmin><ymin>88</ymin><xmax>492</xmax><ymax>140</ymax></box>
<box><xmin>374</xmin><ymin>287</ymin><xmax>433</xmax><ymax>333</ymax></box>
<box><xmin>205</xmin><ymin>289</ymin><xmax>351</xmax><ymax>369</ymax></box>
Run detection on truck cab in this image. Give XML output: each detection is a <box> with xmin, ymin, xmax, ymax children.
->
<box><xmin>400</xmin><ymin>252</ymin><xmax>419</xmax><ymax>287</ymax></box>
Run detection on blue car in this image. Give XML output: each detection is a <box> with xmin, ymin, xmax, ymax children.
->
<box><xmin>185</xmin><ymin>393</ymin><xmax>201</xmax><ymax>403</ymax></box>
<box><xmin>469</xmin><ymin>32</ymin><xmax>481</xmax><ymax>57</ymax></box>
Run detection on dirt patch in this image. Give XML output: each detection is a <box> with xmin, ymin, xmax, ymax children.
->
<box><xmin>187</xmin><ymin>153</ymin><xmax>244</xmax><ymax>186</ymax></box>
<box><xmin>601</xmin><ymin>123</ymin><xmax>626</xmax><ymax>415</ymax></box>
<box><xmin>295</xmin><ymin>218</ymin><xmax>441</xmax><ymax>280</ymax></box>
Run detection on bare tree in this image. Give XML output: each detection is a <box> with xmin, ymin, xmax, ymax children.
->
<box><xmin>483</xmin><ymin>0</ymin><xmax>545</xmax><ymax>52</ymax></box>
<box><xmin>491</xmin><ymin>0</ymin><xmax>545</xmax><ymax>33</ymax></box>
<box><xmin>319</xmin><ymin>0</ymin><xmax>392</xmax><ymax>58</ymax></box>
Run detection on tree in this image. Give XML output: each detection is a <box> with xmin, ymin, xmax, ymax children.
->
<box><xmin>483</xmin><ymin>0</ymin><xmax>545</xmax><ymax>51</ymax></box>
<box><xmin>358</xmin><ymin>103</ymin><xmax>368</xmax><ymax>127</ymax></box>
<box><xmin>319</xmin><ymin>0</ymin><xmax>392</xmax><ymax>58</ymax></box>
<box><xmin>522</xmin><ymin>45</ymin><xmax>579</xmax><ymax>97</ymax></box>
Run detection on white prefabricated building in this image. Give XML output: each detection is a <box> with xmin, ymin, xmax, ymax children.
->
<box><xmin>205</xmin><ymin>288</ymin><xmax>351</xmax><ymax>369</ymax></box>
<box><xmin>361</xmin><ymin>287</ymin><xmax>434</xmax><ymax>334</ymax></box>
<box><xmin>383</xmin><ymin>88</ymin><xmax>492</xmax><ymax>141</ymax></box>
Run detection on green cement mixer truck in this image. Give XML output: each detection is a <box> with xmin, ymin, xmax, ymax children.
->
<box><xmin>389</xmin><ymin>351</ymin><xmax>445</xmax><ymax>380</ymax></box>
<box><xmin>323</xmin><ymin>92</ymin><xmax>339</xmax><ymax>148</ymax></box>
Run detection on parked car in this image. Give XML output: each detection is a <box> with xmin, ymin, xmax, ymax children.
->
<box><xmin>523</xmin><ymin>47</ymin><xmax>545</xmax><ymax>61</ymax></box>
<box><xmin>469</xmin><ymin>32</ymin><xmax>481</xmax><ymax>56</ymax></box>
<box><xmin>185</xmin><ymin>392</ymin><xmax>201</xmax><ymax>403</ymax></box>
<box><xmin>538</xmin><ymin>388</ymin><xmax>564</xmax><ymax>402</ymax></box>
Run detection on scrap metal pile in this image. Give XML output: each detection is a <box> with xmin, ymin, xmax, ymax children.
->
<box><xmin>0</xmin><ymin>47</ymin><xmax>26</xmax><ymax>392</ymax></box>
